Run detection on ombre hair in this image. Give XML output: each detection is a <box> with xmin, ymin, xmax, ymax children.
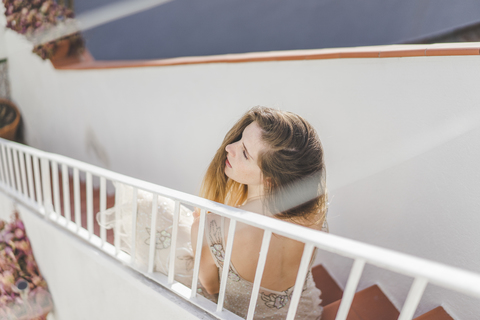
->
<box><xmin>200</xmin><ymin>106</ymin><xmax>327</xmax><ymax>228</ymax></box>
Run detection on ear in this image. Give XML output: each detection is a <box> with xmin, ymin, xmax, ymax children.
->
<box><xmin>263</xmin><ymin>177</ymin><xmax>272</xmax><ymax>188</ymax></box>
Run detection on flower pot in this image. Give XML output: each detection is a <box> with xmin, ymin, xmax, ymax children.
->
<box><xmin>0</xmin><ymin>98</ymin><xmax>21</xmax><ymax>141</ymax></box>
<box><xmin>50</xmin><ymin>39</ymin><xmax>71</xmax><ymax>62</ymax></box>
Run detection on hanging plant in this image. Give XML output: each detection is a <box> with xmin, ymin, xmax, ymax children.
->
<box><xmin>2</xmin><ymin>0</ymin><xmax>84</xmax><ymax>60</ymax></box>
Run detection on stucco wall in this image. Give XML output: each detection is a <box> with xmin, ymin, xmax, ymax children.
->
<box><xmin>3</xmin><ymin>24</ymin><xmax>480</xmax><ymax>318</ymax></box>
<box><xmin>0</xmin><ymin>22</ymin><xmax>7</xmax><ymax>60</ymax></box>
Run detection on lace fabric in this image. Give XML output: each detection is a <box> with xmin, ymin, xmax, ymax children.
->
<box><xmin>96</xmin><ymin>183</ymin><xmax>194</xmax><ymax>286</ymax></box>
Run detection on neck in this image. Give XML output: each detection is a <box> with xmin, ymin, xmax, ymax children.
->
<box><xmin>247</xmin><ymin>184</ymin><xmax>264</xmax><ymax>202</ymax></box>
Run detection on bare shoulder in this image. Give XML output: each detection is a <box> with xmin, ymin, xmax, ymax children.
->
<box><xmin>228</xmin><ymin>220</ymin><xmax>263</xmax><ymax>247</ymax></box>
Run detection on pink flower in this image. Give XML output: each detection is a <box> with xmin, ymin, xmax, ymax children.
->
<box><xmin>14</xmin><ymin>228</ymin><xmax>24</xmax><ymax>240</ymax></box>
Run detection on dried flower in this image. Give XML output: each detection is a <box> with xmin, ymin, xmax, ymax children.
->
<box><xmin>16</xmin><ymin>240</ymin><xmax>29</xmax><ymax>251</ymax></box>
<box><xmin>0</xmin><ymin>211</ymin><xmax>52</xmax><ymax>318</ymax></box>
<box><xmin>2</xmin><ymin>0</ymin><xmax>84</xmax><ymax>60</ymax></box>
<box><xmin>14</xmin><ymin>228</ymin><xmax>24</xmax><ymax>239</ymax></box>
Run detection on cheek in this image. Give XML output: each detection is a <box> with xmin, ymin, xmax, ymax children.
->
<box><xmin>246</xmin><ymin>166</ymin><xmax>262</xmax><ymax>183</ymax></box>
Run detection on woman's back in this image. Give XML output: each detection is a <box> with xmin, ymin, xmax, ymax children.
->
<box><xmin>228</xmin><ymin>220</ymin><xmax>305</xmax><ymax>292</ymax></box>
<box><xmin>205</xmin><ymin>213</ymin><xmax>323</xmax><ymax>319</ymax></box>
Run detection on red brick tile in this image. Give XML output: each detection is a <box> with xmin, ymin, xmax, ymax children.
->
<box><xmin>312</xmin><ymin>265</ymin><xmax>343</xmax><ymax>306</ymax></box>
<box><xmin>414</xmin><ymin>306</ymin><xmax>454</xmax><ymax>320</ymax></box>
<box><xmin>322</xmin><ymin>285</ymin><xmax>399</xmax><ymax>320</ymax></box>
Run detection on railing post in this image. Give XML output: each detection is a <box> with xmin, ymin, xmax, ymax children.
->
<box><xmin>41</xmin><ymin>158</ymin><xmax>53</xmax><ymax>219</ymax></box>
<box><xmin>25</xmin><ymin>154</ymin><xmax>35</xmax><ymax>201</ymax></box>
<box><xmin>99</xmin><ymin>177</ymin><xmax>107</xmax><ymax>246</ymax></box>
<box><xmin>335</xmin><ymin>259</ymin><xmax>366</xmax><ymax>320</ymax></box>
<box><xmin>246</xmin><ymin>230</ymin><xmax>272</xmax><ymax>320</ymax></box>
<box><xmin>18</xmin><ymin>151</ymin><xmax>28</xmax><ymax>198</ymax></box>
<box><xmin>33</xmin><ymin>156</ymin><xmax>43</xmax><ymax>206</ymax></box>
<box><xmin>130</xmin><ymin>187</ymin><xmax>138</xmax><ymax>266</ymax></box>
<box><xmin>147</xmin><ymin>193</ymin><xmax>158</xmax><ymax>272</ymax></box>
<box><xmin>216</xmin><ymin>218</ymin><xmax>237</xmax><ymax>312</ymax></box>
<box><xmin>1</xmin><ymin>145</ymin><xmax>11</xmax><ymax>188</ymax></box>
<box><xmin>12</xmin><ymin>148</ymin><xmax>22</xmax><ymax>194</ymax></box>
<box><xmin>167</xmin><ymin>200</ymin><xmax>180</xmax><ymax>284</ymax></box>
<box><xmin>190</xmin><ymin>209</ymin><xmax>206</xmax><ymax>298</ymax></box>
<box><xmin>62</xmin><ymin>164</ymin><xmax>71</xmax><ymax>224</ymax></box>
<box><xmin>286</xmin><ymin>243</ymin><xmax>315</xmax><ymax>320</ymax></box>
<box><xmin>398</xmin><ymin>277</ymin><xmax>428</xmax><ymax>320</ymax></box>
<box><xmin>86</xmin><ymin>172</ymin><xmax>94</xmax><ymax>239</ymax></box>
<box><xmin>51</xmin><ymin>161</ymin><xmax>61</xmax><ymax>220</ymax></box>
<box><xmin>0</xmin><ymin>144</ymin><xmax>6</xmax><ymax>185</ymax></box>
<box><xmin>7</xmin><ymin>147</ymin><xmax>16</xmax><ymax>191</ymax></box>
<box><xmin>73</xmin><ymin>168</ymin><xmax>81</xmax><ymax>232</ymax></box>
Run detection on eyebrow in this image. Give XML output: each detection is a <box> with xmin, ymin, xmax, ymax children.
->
<box><xmin>243</xmin><ymin>142</ymin><xmax>254</xmax><ymax>160</ymax></box>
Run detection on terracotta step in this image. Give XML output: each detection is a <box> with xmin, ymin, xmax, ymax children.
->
<box><xmin>322</xmin><ymin>285</ymin><xmax>399</xmax><ymax>320</ymax></box>
<box><xmin>414</xmin><ymin>306</ymin><xmax>453</xmax><ymax>320</ymax></box>
<box><xmin>50</xmin><ymin>171</ymin><xmax>116</xmax><ymax>245</ymax></box>
<box><xmin>312</xmin><ymin>264</ymin><xmax>344</xmax><ymax>306</ymax></box>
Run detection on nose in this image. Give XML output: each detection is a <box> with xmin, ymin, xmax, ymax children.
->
<box><xmin>225</xmin><ymin>142</ymin><xmax>235</xmax><ymax>156</ymax></box>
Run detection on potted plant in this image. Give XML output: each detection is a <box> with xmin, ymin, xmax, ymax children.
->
<box><xmin>2</xmin><ymin>0</ymin><xmax>84</xmax><ymax>60</ymax></box>
<box><xmin>0</xmin><ymin>98</ymin><xmax>20</xmax><ymax>141</ymax></box>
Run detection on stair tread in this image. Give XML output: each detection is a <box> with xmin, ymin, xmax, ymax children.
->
<box><xmin>414</xmin><ymin>306</ymin><xmax>453</xmax><ymax>320</ymax></box>
<box><xmin>322</xmin><ymin>285</ymin><xmax>399</xmax><ymax>320</ymax></box>
<box><xmin>323</xmin><ymin>299</ymin><xmax>362</xmax><ymax>320</ymax></box>
<box><xmin>312</xmin><ymin>264</ymin><xmax>343</xmax><ymax>306</ymax></box>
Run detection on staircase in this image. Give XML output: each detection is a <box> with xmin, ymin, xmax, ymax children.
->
<box><xmin>312</xmin><ymin>265</ymin><xmax>454</xmax><ymax>320</ymax></box>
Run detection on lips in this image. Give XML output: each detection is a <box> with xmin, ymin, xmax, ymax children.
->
<box><xmin>226</xmin><ymin>158</ymin><xmax>232</xmax><ymax>168</ymax></box>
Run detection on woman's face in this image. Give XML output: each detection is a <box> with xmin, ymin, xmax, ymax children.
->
<box><xmin>225</xmin><ymin>121</ymin><xmax>267</xmax><ymax>188</ymax></box>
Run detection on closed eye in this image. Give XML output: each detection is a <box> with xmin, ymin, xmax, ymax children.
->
<box><xmin>243</xmin><ymin>150</ymin><xmax>248</xmax><ymax>159</ymax></box>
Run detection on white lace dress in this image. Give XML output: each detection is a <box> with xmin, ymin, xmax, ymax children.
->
<box><xmin>97</xmin><ymin>183</ymin><xmax>324</xmax><ymax>319</ymax></box>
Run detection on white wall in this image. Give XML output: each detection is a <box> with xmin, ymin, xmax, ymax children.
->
<box><xmin>3</xmin><ymin>25</ymin><xmax>480</xmax><ymax>318</ymax></box>
<box><xmin>0</xmin><ymin>192</ymin><xmax>203</xmax><ymax>320</ymax></box>
<box><xmin>0</xmin><ymin>14</ymin><xmax>7</xmax><ymax>60</ymax></box>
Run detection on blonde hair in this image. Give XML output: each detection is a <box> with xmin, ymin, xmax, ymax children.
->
<box><xmin>200</xmin><ymin>107</ymin><xmax>327</xmax><ymax>228</ymax></box>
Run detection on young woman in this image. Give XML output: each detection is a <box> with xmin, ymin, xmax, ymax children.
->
<box><xmin>191</xmin><ymin>106</ymin><xmax>327</xmax><ymax>319</ymax></box>
<box><xmin>98</xmin><ymin>106</ymin><xmax>327</xmax><ymax>319</ymax></box>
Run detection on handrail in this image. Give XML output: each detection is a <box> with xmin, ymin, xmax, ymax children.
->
<box><xmin>1</xmin><ymin>137</ymin><xmax>480</xmax><ymax>320</ymax></box>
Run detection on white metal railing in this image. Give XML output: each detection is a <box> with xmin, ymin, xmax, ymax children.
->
<box><xmin>1</xmin><ymin>137</ymin><xmax>480</xmax><ymax>320</ymax></box>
